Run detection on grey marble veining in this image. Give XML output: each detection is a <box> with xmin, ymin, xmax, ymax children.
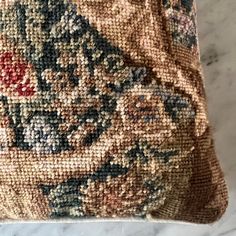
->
<box><xmin>1</xmin><ymin>0</ymin><xmax>236</xmax><ymax>235</ymax></box>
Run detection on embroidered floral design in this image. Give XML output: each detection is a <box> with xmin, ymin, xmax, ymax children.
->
<box><xmin>0</xmin><ymin>52</ymin><xmax>36</xmax><ymax>97</ymax></box>
<box><xmin>0</xmin><ymin>0</ymin><xmax>208</xmax><ymax>221</ymax></box>
<box><xmin>163</xmin><ymin>0</ymin><xmax>197</xmax><ymax>49</ymax></box>
<box><xmin>0</xmin><ymin>0</ymin><xmax>147</xmax><ymax>152</ymax></box>
<box><xmin>40</xmin><ymin>140</ymin><xmax>179</xmax><ymax>218</ymax></box>
<box><xmin>23</xmin><ymin>113</ymin><xmax>68</xmax><ymax>154</ymax></box>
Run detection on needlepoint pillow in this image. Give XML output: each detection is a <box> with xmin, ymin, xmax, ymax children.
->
<box><xmin>0</xmin><ymin>0</ymin><xmax>228</xmax><ymax>223</ymax></box>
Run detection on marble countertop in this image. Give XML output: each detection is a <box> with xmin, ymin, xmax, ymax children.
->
<box><xmin>0</xmin><ymin>0</ymin><xmax>236</xmax><ymax>235</ymax></box>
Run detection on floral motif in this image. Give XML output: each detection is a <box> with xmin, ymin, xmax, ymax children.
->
<box><xmin>23</xmin><ymin>114</ymin><xmax>67</xmax><ymax>154</ymax></box>
<box><xmin>0</xmin><ymin>0</ymin><xmax>205</xmax><ymax>221</ymax></box>
<box><xmin>40</xmin><ymin>140</ymin><xmax>179</xmax><ymax>218</ymax></box>
<box><xmin>163</xmin><ymin>0</ymin><xmax>197</xmax><ymax>49</ymax></box>
<box><xmin>0</xmin><ymin>52</ymin><xmax>36</xmax><ymax>97</ymax></box>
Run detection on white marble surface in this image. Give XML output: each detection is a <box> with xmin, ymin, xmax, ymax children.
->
<box><xmin>1</xmin><ymin>0</ymin><xmax>236</xmax><ymax>235</ymax></box>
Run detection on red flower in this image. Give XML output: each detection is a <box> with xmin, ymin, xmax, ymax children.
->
<box><xmin>0</xmin><ymin>52</ymin><xmax>35</xmax><ymax>97</ymax></box>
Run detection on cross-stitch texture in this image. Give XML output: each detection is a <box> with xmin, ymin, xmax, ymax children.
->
<box><xmin>0</xmin><ymin>0</ymin><xmax>228</xmax><ymax>223</ymax></box>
